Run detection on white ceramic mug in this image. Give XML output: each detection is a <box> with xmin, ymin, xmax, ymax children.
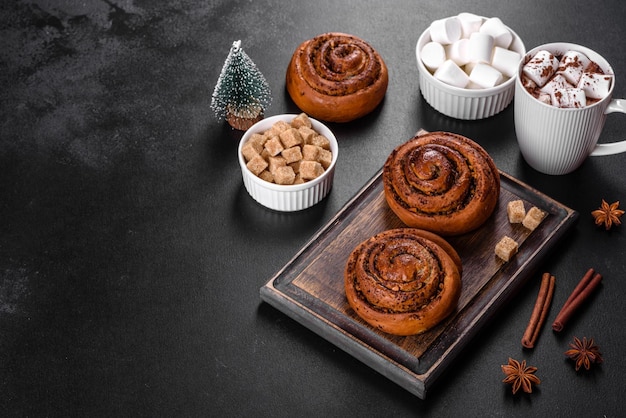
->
<box><xmin>514</xmin><ymin>42</ymin><xmax>626</xmax><ymax>175</ymax></box>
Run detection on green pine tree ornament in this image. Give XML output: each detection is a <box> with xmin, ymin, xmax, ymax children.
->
<box><xmin>211</xmin><ymin>40</ymin><xmax>272</xmax><ymax>130</ymax></box>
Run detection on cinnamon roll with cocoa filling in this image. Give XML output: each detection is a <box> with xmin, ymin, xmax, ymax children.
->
<box><xmin>345</xmin><ymin>228</ymin><xmax>462</xmax><ymax>336</ymax></box>
<box><xmin>286</xmin><ymin>32</ymin><xmax>388</xmax><ymax>123</ymax></box>
<box><xmin>383</xmin><ymin>132</ymin><xmax>500</xmax><ymax>236</ymax></box>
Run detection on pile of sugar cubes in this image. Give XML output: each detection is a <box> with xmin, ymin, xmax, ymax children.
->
<box><xmin>420</xmin><ymin>13</ymin><xmax>521</xmax><ymax>89</ymax></box>
<box><xmin>521</xmin><ymin>49</ymin><xmax>613</xmax><ymax>108</ymax></box>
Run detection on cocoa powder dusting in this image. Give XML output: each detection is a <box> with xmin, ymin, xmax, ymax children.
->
<box><xmin>586</xmin><ymin>61</ymin><xmax>604</xmax><ymax>74</ymax></box>
<box><xmin>522</xmin><ymin>51</ymin><xmax>605</xmax><ymax>105</ymax></box>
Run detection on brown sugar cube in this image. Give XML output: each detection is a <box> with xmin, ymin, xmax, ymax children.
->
<box><xmin>258</xmin><ymin>170</ymin><xmax>274</xmax><ymax>183</ymax></box>
<box><xmin>299</xmin><ymin>160</ymin><xmax>324</xmax><ymax>180</ymax></box>
<box><xmin>281</xmin><ymin>146</ymin><xmax>303</xmax><ymax>164</ymax></box>
<box><xmin>279</xmin><ymin>128</ymin><xmax>302</xmax><ymax>149</ymax></box>
<box><xmin>289</xmin><ymin>160</ymin><xmax>301</xmax><ymax>174</ymax></box>
<box><xmin>268</xmin><ymin>156</ymin><xmax>287</xmax><ymax>174</ymax></box>
<box><xmin>264</xmin><ymin>136</ymin><xmax>284</xmax><ymax>157</ymax></box>
<box><xmin>523</xmin><ymin>207</ymin><xmax>547</xmax><ymax>231</ymax></box>
<box><xmin>248</xmin><ymin>133</ymin><xmax>267</xmax><ymax>148</ymax></box>
<box><xmin>241</xmin><ymin>141</ymin><xmax>261</xmax><ymax>162</ymax></box>
<box><xmin>293</xmin><ymin>173</ymin><xmax>305</xmax><ymax>184</ymax></box>
<box><xmin>298</xmin><ymin>126</ymin><xmax>317</xmax><ymax>144</ymax></box>
<box><xmin>291</xmin><ymin>113</ymin><xmax>312</xmax><ymax>129</ymax></box>
<box><xmin>317</xmin><ymin>148</ymin><xmax>332</xmax><ymax>169</ymax></box>
<box><xmin>252</xmin><ymin>136</ymin><xmax>267</xmax><ymax>150</ymax></box>
<box><xmin>268</xmin><ymin>120</ymin><xmax>290</xmax><ymax>137</ymax></box>
<box><xmin>495</xmin><ymin>236</ymin><xmax>518</xmax><ymax>262</ymax></box>
<box><xmin>273</xmin><ymin>166</ymin><xmax>296</xmax><ymax>185</ymax></box>
<box><xmin>260</xmin><ymin>147</ymin><xmax>271</xmax><ymax>160</ymax></box>
<box><xmin>310</xmin><ymin>134</ymin><xmax>330</xmax><ymax>150</ymax></box>
<box><xmin>261</xmin><ymin>131</ymin><xmax>273</xmax><ymax>143</ymax></box>
<box><xmin>246</xmin><ymin>155</ymin><xmax>268</xmax><ymax>176</ymax></box>
<box><xmin>302</xmin><ymin>144</ymin><xmax>320</xmax><ymax>161</ymax></box>
<box><xmin>507</xmin><ymin>200</ymin><xmax>526</xmax><ymax>223</ymax></box>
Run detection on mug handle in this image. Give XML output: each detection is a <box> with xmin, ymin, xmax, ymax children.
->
<box><xmin>590</xmin><ymin>99</ymin><xmax>626</xmax><ymax>156</ymax></box>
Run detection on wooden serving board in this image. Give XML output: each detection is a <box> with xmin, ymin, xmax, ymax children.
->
<box><xmin>260</xmin><ymin>169</ymin><xmax>577</xmax><ymax>399</ymax></box>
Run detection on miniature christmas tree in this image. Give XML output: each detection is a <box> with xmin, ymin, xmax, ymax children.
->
<box><xmin>211</xmin><ymin>40</ymin><xmax>272</xmax><ymax>130</ymax></box>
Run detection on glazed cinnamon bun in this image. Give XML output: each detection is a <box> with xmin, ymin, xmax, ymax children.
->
<box><xmin>383</xmin><ymin>132</ymin><xmax>500</xmax><ymax>236</ymax></box>
<box><xmin>344</xmin><ymin>228</ymin><xmax>462</xmax><ymax>336</ymax></box>
<box><xmin>286</xmin><ymin>33</ymin><xmax>388</xmax><ymax>123</ymax></box>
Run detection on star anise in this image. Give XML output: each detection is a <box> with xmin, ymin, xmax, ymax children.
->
<box><xmin>501</xmin><ymin>357</ymin><xmax>541</xmax><ymax>394</ymax></box>
<box><xmin>565</xmin><ymin>336</ymin><xmax>603</xmax><ymax>371</ymax></box>
<box><xmin>591</xmin><ymin>199</ymin><xmax>624</xmax><ymax>230</ymax></box>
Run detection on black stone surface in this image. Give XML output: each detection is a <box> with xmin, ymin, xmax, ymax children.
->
<box><xmin>1</xmin><ymin>1</ymin><xmax>625</xmax><ymax>416</ymax></box>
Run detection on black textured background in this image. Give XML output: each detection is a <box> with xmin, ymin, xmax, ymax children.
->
<box><xmin>1</xmin><ymin>1</ymin><xmax>625</xmax><ymax>416</ymax></box>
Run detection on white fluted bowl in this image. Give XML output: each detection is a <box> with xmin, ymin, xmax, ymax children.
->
<box><xmin>415</xmin><ymin>18</ymin><xmax>525</xmax><ymax>120</ymax></box>
<box><xmin>238</xmin><ymin>114</ymin><xmax>338</xmax><ymax>211</ymax></box>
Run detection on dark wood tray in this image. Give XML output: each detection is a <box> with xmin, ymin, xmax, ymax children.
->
<box><xmin>260</xmin><ymin>169</ymin><xmax>578</xmax><ymax>399</ymax></box>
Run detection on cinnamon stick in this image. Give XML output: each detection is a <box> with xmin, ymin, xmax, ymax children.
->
<box><xmin>552</xmin><ymin>268</ymin><xmax>603</xmax><ymax>332</ymax></box>
<box><xmin>522</xmin><ymin>272</ymin><xmax>555</xmax><ymax>348</ymax></box>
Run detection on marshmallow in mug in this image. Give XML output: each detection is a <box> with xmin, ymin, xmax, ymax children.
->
<box><xmin>540</xmin><ymin>74</ymin><xmax>571</xmax><ymax>98</ymax></box>
<box><xmin>540</xmin><ymin>74</ymin><xmax>588</xmax><ymax>108</ymax></box>
<box><xmin>521</xmin><ymin>49</ymin><xmax>614</xmax><ymax>107</ymax></box>
<box><xmin>421</xmin><ymin>13</ymin><xmax>521</xmax><ymax>89</ymax></box>
<box><xmin>553</xmin><ymin>88</ymin><xmax>587</xmax><ymax>108</ymax></box>
<box><xmin>521</xmin><ymin>50</ymin><xmax>559</xmax><ymax>86</ymax></box>
<box><xmin>557</xmin><ymin>50</ymin><xmax>591</xmax><ymax>85</ymax></box>
<box><xmin>579</xmin><ymin>72</ymin><xmax>613</xmax><ymax>99</ymax></box>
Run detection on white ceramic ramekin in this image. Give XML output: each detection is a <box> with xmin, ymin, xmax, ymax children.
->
<box><xmin>238</xmin><ymin>114</ymin><xmax>338</xmax><ymax>212</ymax></box>
<box><xmin>415</xmin><ymin>17</ymin><xmax>525</xmax><ymax>120</ymax></box>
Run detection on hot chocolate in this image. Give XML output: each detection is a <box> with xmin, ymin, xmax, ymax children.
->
<box><xmin>521</xmin><ymin>49</ymin><xmax>613</xmax><ymax>108</ymax></box>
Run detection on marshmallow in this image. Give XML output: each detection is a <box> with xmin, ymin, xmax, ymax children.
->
<box><xmin>468</xmin><ymin>32</ymin><xmax>494</xmax><ymax>64</ymax></box>
<box><xmin>469</xmin><ymin>63</ymin><xmax>504</xmax><ymax>88</ymax></box>
<box><xmin>463</xmin><ymin>61</ymin><xmax>478</xmax><ymax>76</ymax></box>
<box><xmin>552</xmin><ymin>88</ymin><xmax>587</xmax><ymax>108</ymax></box>
<box><xmin>521</xmin><ymin>75</ymin><xmax>538</xmax><ymax>91</ymax></box>
<box><xmin>522</xmin><ymin>50</ymin><xmax>559</xmax><ymax>87</ymax></box>
<box><xmin>429</xmin><ymin>17</ymin><xmax>462</xmax><ymax>45</ymax></box>
<box><xmin>457</xmin><ymin>12</ymin><xmax>484</xmax><ymax>38</ymax></box>
<box><xmin>434</xmin><ymin>59</ymin><xmax>470</xmax><ymax>88</ymax></box>
<box><xmin>466</xmin><ymin>81</ymin><xmax>485</xmax><ymax>89</ymax></box>
<box><xmin>578</xmin><ymin>72</ymin><xmax>613</xmax><ymax>100</ymax></box>
<box><xmin>491</xmin><ymin>46</ymin><xmax>522</xmax><ymax>78</ymax></box>
<box><xmin>537</xmin><ymin>93</ymin><xmax>552</xmax><ymax>105</ymax></box>
<box><xmin>445</xmin><ymin>38</ymin><xmax>471</xmax><ymax>66</ymax></box>
<box><xmin>421</xmin><ymin>41</ymin><xmax>447</xmax><ymax>71</ymax></box>
<box><xmin>421</xmin><ymin>15</ymin><xmax>521</xmax><ymax>90</ymax></box>
<box><xmin>478</xmin><ymin>17</ymin><xmax>513</xmax><ymax>49</ymax></box>
<box><xmin>540</xmin><ymin>74</ymin><xmax>574</xmax><ymax>97</ymax></box>
<box><xmin>557</xmin><ymin>51</ymin><xmax>591</xmax><ymax>85</ymax></box>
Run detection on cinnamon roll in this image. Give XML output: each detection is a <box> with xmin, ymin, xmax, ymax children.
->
<box><xmin>383</xmin><ymin>132</ymin><xmax>500</xmax><ymax>236</ymax></box>
<box><xmin>344</xmin><ymin>228</ymin><xmax>462</xmax><ymax>336</ymax></box>
<box><xmin>286</xmin><ymin>33</ymin><xmax>389</xmax><ymax>123</ymax></box>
